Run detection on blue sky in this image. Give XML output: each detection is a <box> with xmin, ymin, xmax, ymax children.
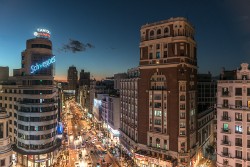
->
<box><xmin>0</xmin><ymin>0</ymin><xmax>250</xmax><ymax>80</ymax></box>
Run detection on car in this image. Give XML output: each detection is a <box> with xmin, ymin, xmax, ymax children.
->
<box><xmin>87</xmin><ymin>162</ymin><xmax>93</xmax><ymax>167</ymax></box>
<box><xmin>92</xmin><ymin>140</ymin><xmax>95</xmax><ymax>144</ymax></box>
<box><xmin>85</xmin><ymin>154</ymin><xmax>89</xmax><ymax>160</ymax></box>
<box><xmin>78</xmin><ymin>153</ymin><xmax>82</xmax><ymax>159</ymax></box>
<box><xmin>74</xmin><ymin>161</ymin><xmax>80</xmax><ymax>167</ymax></box>
<box><xmin>96</xmin><ymin>163</ymin><xmax>101</xmax><ymax>167</ymax></box>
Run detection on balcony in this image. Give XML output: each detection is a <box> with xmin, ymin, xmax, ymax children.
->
<box><xmin>221</xmin><ymin>92</ymin><xmax>230</xmax><ymax>97</ymax></box>
<box><xmin>221</xmin><ymin>152</ymin><xmax>230</xmax><ymax>158</ymax></box>
<box><xmin>235</xmin><ymin>156</ymin><xmax>242</xmax><ymax>160</ymax></box>
<box><xmin>221</xmin><ymin>140</ymin><xmax>231</xmax><ymax>146</ymax></box>
<box><xmin>235</xmin><ymin>118</ymin><xmax>242</xmax><ymax>121</ymax></box>
<box><xmin>221</xmin><ymin>128</ymin><xmax>231</xmax><ymax>134</ymax></box>
<box><xmin>235</xmin><ymin>143</ymin><xmax>242</xmax><ymax>147</ymax></box>
<box><xmin>221</xmin><ymin>116</ymin><xmax>231</xmax><ymax>122</ymax></box>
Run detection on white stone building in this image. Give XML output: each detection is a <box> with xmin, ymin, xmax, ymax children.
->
<box><xmin>217</xmin><ymin>63</ymin><xmax>250</xmax><ymax>167</ymax></box>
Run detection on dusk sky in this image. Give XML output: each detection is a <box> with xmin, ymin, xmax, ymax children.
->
<box><xmin>0</xmin><ymin>0</ymin><xmax>250</xmax><ymax>80</ymax></box>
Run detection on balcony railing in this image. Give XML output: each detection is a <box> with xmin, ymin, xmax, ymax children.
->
<box><xmin>221</xmin><ymin>116</ymin><xmax>231</xmax><ymax>122</ymax></box>
<box><xmin>221</xmin><ymin>128</ymin><xmax>231</xmax><ymax>134</ymax></box>
<box><xmin>235</xmin><ymin>143</ymin><xmax>242</xmax><ymax>147</ymax></box>
<box><xmin>235</xmin><ymin>118</ymin><xmax>242</xmax><ymax>121</ymax></box>
<box><xmin>221</xmin><ymin>92</ymin><xmax>230</xmax><ymax>97</ymax></box>
<box><xmin>235</xmin><ymin>156</ymin><xmax>242</xmax><ymax>160</ymax></box>
<box><xmin>221</xmin><ymin>140</ymin><xmax>231</xmax><ymax>146</ymax></box>
<box><xmin>221</xmin><ymin>152</ymin><xmax>230</xmax><ymax>157</ymax></box>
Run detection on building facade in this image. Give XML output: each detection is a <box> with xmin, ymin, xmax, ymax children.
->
<box><xmin>0</xmin><ymin>108</ymin><xmax>12</xmax><ymax>167</ymax></box>
<box><xmin>101</xmin><ymin>95</ymin><xmax>120</xmax><ymax>145</ymax></box>
<box><xmin>119</xmin><ymin>67</ymin><xmax>139</xmax><ymax>155</ymax></box>
<box><xmin>0</xmin><ymin>35</ymin><xmax>60</xmax><ymax>166</ymax></box>
<box><xmin>125</xmin><ymin>17</ymin><xmax>198</xmax><ymax>167</ymax></box>
<box><xmin>217</xmin><ymin>63</ymin><xmax>250</xmax><ymax>167</ymax></box>
<box><xmin>67</xmin><ymin>66</ymin><xmax>78</xmax><ymax>90</ymax></box>
<box><xmin>0</xmin><ymin>67</ymin><xmax>9</xmax><ymax>82</ymax></box>
<box><xmin>79</xmin><ymin>69</ymin><xmax>90</xmax><ymax>87</ymax></box>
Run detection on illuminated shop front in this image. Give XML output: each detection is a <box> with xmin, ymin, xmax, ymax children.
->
<box><xmin>134</xmin><ymin>151</ymin><xmax>177</xmax><ymax>167</ymax></box>
<box><xmin>16</xmin><ymin>151</ymin><xmax>58</xmax><ymax>167</ymax></box>
<box><xmin>107</xmin><ymin>125</ymin><xmax>120</xmax><ymax>146</ymax></box>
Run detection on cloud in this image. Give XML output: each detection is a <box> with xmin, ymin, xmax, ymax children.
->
<box><xmin>60</xmin><ymin>39</ymin><xmax>94</xmax><ymax>53</ymax></box>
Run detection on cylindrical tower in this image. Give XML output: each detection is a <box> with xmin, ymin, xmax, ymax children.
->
<box><xmin>13</xmin><ymin>29</ymin><xmax>60</xmax><ymax>167</ymax></box>
<box><xmin>0</xmin><ymin>108</ymin><xmax>12</xmax><ymax>167</ymax></box>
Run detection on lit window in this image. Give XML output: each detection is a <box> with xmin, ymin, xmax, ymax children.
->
<box><xmin>235</xmin><ymin>125</ymin><xmax>243</xmax><ymax>134</ymax></box>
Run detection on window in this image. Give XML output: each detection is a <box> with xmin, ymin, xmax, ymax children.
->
<box><xmin>0</xmin><ymin>123</ymin><xmax>3</xmax><ymax>139</ymax></box>
<box><xmin>180</xmin><ymin>130</ymin><xmax>186</xmax><ymax>136</ymax></box>
<box><xmin>157</xmin><ymin>29</ymin><xmax>161</xmax><ymax>35</ymax></box>
<box><xmin>149</xmin><ymin>53</ymin><xmax>153</xmax><ymax>59</ymax></box>
<box><xmin>164</xmin><ymin>140</ymin><xmax>167</xmax><ymax>150</ymax></box>
<box><xmin>222</xmin><ymin>111</ymin><xmax>228</xmax><ymax>119</ymax></box>
<box><xmin>6</xmin><ymin>122</ymin><xmax>8</xmax><ymax>137</ymax></box>
<box><xmin>247</xmin><ymin>88</ymin><xmax>250</xmax><ymax>96</ymax></box>
<box><xmin>248</xmin><ymin>114</ymin><xmax>250</xmax><ymax>122</ymax></box>
<box><xmin>180</xmin><ymin>104</ymin><xmax>185</xmax><ymax>110</ymax></box>
<box><xmin>235</xmin><ymin>150</ymin><xmax>242</xmax><ymax>159</ymax></box>
<box><xmin>235</xmin><ymin>113</ymin><xmax>242</xmax><ymax>121</ymax></box>
<box><xmin>156</xmin><ymin>52</ymin><xmax>160</xmax><ymax>59</ymax></box>
<box><xmin>180</xmin><ymin>95</ymin><xmax>185</xmax><ymax>101</ymax></box>
<box><xmin>235</xmin><ymin>138</ymin><xmax>242</xmax><ymax>146</ymax></box>
<box><xmin>235</xmin><ymin>88</ymin><xmax>242</xmax><ymax>96</ymax></box>
<box><xmin>164</xmin><ymin>28</ymin><xmax>169</xmax><ymax>34</ymax></box>
<box><xmin>222</xmin><ymin>87</ymin><xmax>229</xmax><ymax>96</ymax></box>
<box><xmin>0</xmin><ymin>159</ymin><xmax>5</xmax><ymax>166</ymax></box>
<box><xmin>223</xmin><ymin>159</ymin><xmax>228</xmax><ymax>165</ymax></box>
<box><xmin>156</xmin><ymin>44</ymin><xmax>160</xmax><ymax>49</ymax></box>
<box><xmin>156</xmin><ymin>138</ymin><xmax>160</xmax><ymax>148</ymax></box>
<box><xmin>235</xmin><ymin>125</ymin><xmax>243</xmax><ymax>134</ymax></box>
<box><xmin>154</xmin><ymin>110</ymin><xmax>162</xmax><ymax>117</ymax></box>
<box><xmin>154</xmin><ymin>119</ymin><xmax>161</xmax><ymax>125</ymax></box>
<box><xmin>236</xmin><ymin>163</ymin><xmax>242</xmax><ymax>167</ymax></box>
<box><xmin>247</xmin><ymin>126</ymin><xmax>250</xmax><ymax>135</ymax></box>
<box><xmin>150</xmin><ymin>30</ymin><xmax>154</xmax><ymax>37</ymax></box>
<box><xmin>223</xmin><ymin>147</ymin><xmax>228</xmax><ymax>155</ymax></box>
<box><xmin>223</xmin><ymin>99</ymin><xmax>228</xmax><ymax>108</ymax></box>
<box><xmin>223</xmin><ymin>123</ymin><xmax>228</xmax><ymax>131</ymax></box>
<box><xmin>235</xmin><ymin>100</ymin><xmax>242</xmax><ymax>108</ymax></box>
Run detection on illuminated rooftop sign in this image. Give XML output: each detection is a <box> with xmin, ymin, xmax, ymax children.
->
<box><xmin>30</xmin><ymin>56</ymin><xmax>56</xmax><ymax>74</ymax></box>
<box><xmin>34</xmin><ymin>28</ymin><xmax>51</xmax><ymax>38</ymax></box>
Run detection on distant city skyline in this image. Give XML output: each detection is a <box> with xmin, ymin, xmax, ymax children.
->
<box><xmin>0</xmin><ymin>0</ymin><xmax>250</xmax><ymax>81</ymax></box>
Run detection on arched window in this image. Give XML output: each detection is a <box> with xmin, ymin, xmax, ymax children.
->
<box><xmin>156</xmin><ymin>138</ymin><xmax>161</xmax><ymax>148</ymax></box>
<box><xmin>164</xmin><ymin>27</ymin><xmax>169</xmax><ymax>34</ymax></box>
<box><xmin>157</xmin><ymin>29</ymin><xmax>161</xmax><ymax>35</ymax></box>
<box><xmin>150</xmin><ymin>30</ymin><xmax>154</xmax><ymax>36</ymax></box>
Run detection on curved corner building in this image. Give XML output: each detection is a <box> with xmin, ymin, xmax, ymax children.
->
<box><xmin>10</xmin><ymin>33</ymin><xmax>60</xmax><ymax>166</ymax></box>
<box><xmin>0</xmin><ymin>108</ymin><xmax>12</xmax><ymax>167</ymax></box>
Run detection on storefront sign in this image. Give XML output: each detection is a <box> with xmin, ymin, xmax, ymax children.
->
<box><xmin>30</xmin><ymin>56</ymin><xmax>56</xmax><ymax>74</ymax></box>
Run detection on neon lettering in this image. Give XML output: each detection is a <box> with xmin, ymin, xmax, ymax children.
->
<box><xmin>30</xmin><ymin>56</ymin><xmax>56</xmax><ymax>74</ymax></box>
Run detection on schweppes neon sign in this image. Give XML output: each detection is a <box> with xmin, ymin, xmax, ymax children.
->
<box><xmin>30</xmin><ymin>56</ymin><xmax>56</xmax><ymax>74</ymax></box>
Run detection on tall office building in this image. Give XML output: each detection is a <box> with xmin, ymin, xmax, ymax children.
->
<box><xmin>79</xmin><ymin>69</ymin><xmax>90</xmax><ymax>86</ymax></box>
<box><xmin>217</xmin><ymin>63</ymin><xmax>250</xmax><ymax>167</ymax></box>
<box><xmin>120</xmin><ymin>17</ymin><xmax>198</xmax><ymax>167</ymax></box>
<box><xmin>67</xmin><ymin>66</ymin><xmax>78</xmax><ymax>90</ymax></box>
<box><xmin>0</xmin><ymin>67</ymin><xmax>9</xmax><ymax>82</ymax></box>
<box><xmin>0</xmin><ymin>29</ymin><xmax>60</xmax><ymax>166</ymax></box>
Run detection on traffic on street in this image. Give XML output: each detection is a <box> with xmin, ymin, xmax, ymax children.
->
<box><xmin>57</xmin><ymin>99</ymin><xmax>121</xmax><ymax>167</ymax></box>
